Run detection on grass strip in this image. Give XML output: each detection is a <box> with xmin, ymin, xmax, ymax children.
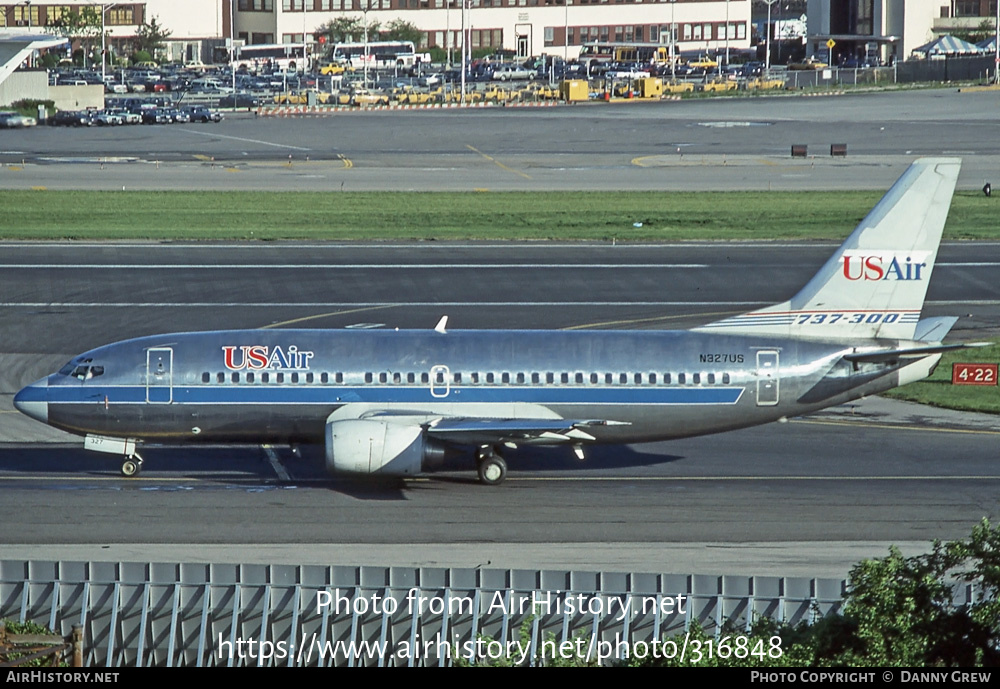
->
<box><xmin>1</xmin><ymin>189</ymin><xmax>998</xmax><ymax>241</ymax></box>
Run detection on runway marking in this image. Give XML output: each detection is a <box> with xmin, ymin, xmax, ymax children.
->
<box><xmin>5</xmin><ymin>300</ymin><xmax>996</xmax><ymax>309</ymax></box>
<box><xmin>795</xmin><ymin>418</ymin><xmax>1000</xmax><ymax>436</ymax></box>
<box><xmin>263</xmin><ymin>304</ymin><xmax>395</xmax><ymax>329</ymax></box>
<box><xmin>0</xmin><ymin>300</ymin><xmax>769</xmax><ymax>308</ymax></box>
<box><xmin>563</xmin><ymin>310</ymin><xmax>739</xmax><ymax>330</ymax></box>
<box><xmin>466</xmin><ymin>145</ymin><xmax>531</xmax><ymax>179</ymax></box>
<box><xmin>0</xmin><ymin>263</ymin><xmax>709</xmax><ymax>270</ymax></box>
<box><xmin>3</xmin><ymin>474</ymin><xmax>1000</xmax><ymax>484</ymax></box>
<box><xmin>262</xmin><ymin>445</ymin><xmax>291</xmax><ymax>481</ymax></box>
<box><xmin>178</xmin><ymin>128</ymin><xmax>312</xmax><ymax>151</ymax></box>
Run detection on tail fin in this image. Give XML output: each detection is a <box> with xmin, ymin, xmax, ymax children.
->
<box><xmin>697</xmin><ymin>157</ymin><xmax>960</xmax><ymax>341</ymax></box>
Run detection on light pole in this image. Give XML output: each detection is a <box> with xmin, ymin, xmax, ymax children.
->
<box><xmin>21</xmin><ymin>2</ymin><xmax>32</xmax><ymax>67</ymax></box>
<box><xmin>764</xmin><ymin>0</ymin><xmax>776</xmax><ymax>76</ymax></box>
<box><xmin>230</xmin><ymin>0</ymin><xmax>236</xmax><ymax>106</ymax></box>
<box><xmin>460</xmin><ymin>0</ymin><xmax>467</xmax><ymax>104</ymax></box>
<box><xmin>724</xmin><ymin>0</ymin><xmax>729</xmax><ymax>68</ymax></box>
<box><xmin>563</xmin><ymin>0</ymin><xmax>568</xmax><ymax>63</ymax></box>
<box><xmin>993</xmin><ymin>2</ymin><xmax>1000</xmax><ymax>84</ymax></box>
<box><xmin>670</xmin><ymin>0</ymin><xmax>676</xmax><ymax>81</ymax></box>
<box><xmin>362</xmin><ymin>0</ymin><xmax>375</xmax><ymax>89</ymax></box>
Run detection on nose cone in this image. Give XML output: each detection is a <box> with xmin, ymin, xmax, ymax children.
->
<box><xmin>13</xmin><ymin>378</ymin><xmax>49</xmax><ymax>424</ymax></box>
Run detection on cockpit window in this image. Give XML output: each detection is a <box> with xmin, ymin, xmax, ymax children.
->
<box><xmin>65</xmin><ymin>361</ymin><xmax>104</xmax><ymax>381</ymax></box>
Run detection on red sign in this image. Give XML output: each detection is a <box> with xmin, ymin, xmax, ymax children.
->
<box><xmin>952</xmin><ymin>363</ymin><xmax>998</xmax><ymax>386</ymax></box>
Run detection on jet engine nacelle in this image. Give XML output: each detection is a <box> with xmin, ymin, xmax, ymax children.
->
<box><xmin>325</xmin><ymin>419</ymin><xmax>447</xmax><ymax>476</ymax></box>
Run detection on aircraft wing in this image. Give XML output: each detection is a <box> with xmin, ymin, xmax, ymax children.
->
<box><xmin>425</xmin><ymin>417</ymin><xmax>629</xmax><ymax>445</ymax></box>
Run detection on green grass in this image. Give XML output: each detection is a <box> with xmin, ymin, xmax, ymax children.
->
<box><xmin>2</xmin><ymin>189</ymin><xmax>999</xmax><ymax>241</ymax></box>
<box><xmin>884</xmin><ymin>344</ymin><xmax>1000</xmax><ymax>415</ymax></box>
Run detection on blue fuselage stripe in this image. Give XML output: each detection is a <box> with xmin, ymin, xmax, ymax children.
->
<box><xmin>46</xmin><ymin>384</ymin><xmax>745</xmax><ymax>406</ymax></box>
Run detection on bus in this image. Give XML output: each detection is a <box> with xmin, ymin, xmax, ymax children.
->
<box><xmin>579</xmin><ymin>42</ymin><xmax>671</xmax><ymax>66</ymax></box>
<box><xmin>331</xmin><ymin>41</ymin><xmax>417</xmax><ymax>70</ymax></box>
<box><xmin>231</xmin><ymin>44</ymin><xmax>309</xmax><ymax>73</ymax></box>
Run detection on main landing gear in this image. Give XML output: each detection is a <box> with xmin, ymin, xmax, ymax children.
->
<box><xmin>476</xmin><ymin>446</ymin><xmax>507</xmax><ymax>486</ymax></box>
<box><xmin>121</xmin><ymin>452</ymin><xmax>143</xmax><ymax>477</ymax></box>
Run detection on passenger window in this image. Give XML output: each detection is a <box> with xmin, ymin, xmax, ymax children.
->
<box><xmin>605</xmin><ymin>373</ymin><xmax>613</xmax><ymax>384</ymax></box>
<box><xmin>723</xmin><ymin>373</ymin><xmax>731</xmax><ymax>385</ymax></box>
<box><xmin>471</xmin><ymin>372</ymin><xmax>480</xmax><ymax>384</ymax></box>
<box><xmin>678</xmin><ymin>373</ymin><xmax>686</xmax><ymax>384</ymax></box>
<box><xmin>262</xmin><ymin>372</ymin><xmax>270</xmax><ymax>383</ymax></box>
<box><xmin>575</xmin><ymin>373</ymin><xmax>583</xmax><ymax>384</ymax></box>
<box><xmin>276</xmin><ymin>373</ymin><xmax>284</xmax><ymax>383</ymax></box>
<box><xmin>407</xmin><ymin>373</ymin><xmax>415</xmax><ymax>384</ymax></box>
<box><xmin>707</xmin><ymin>373</ymin><xmax>716</xmax><ymax>384</ymax></box>
<box><xmin>486</xmin><ymin>372</ymin><xmax>495</xmax><ymax>384</ymax></box>
<box><xmin>546</xmin><ymin>372</ymin><xmax>554</xmax><ymax>384</ymax></box>
<box><xmin>560</xmin><ymin>372</ymin><xmax>569</xmax><ymax>384</ymax></box>
<box><xmin>202</xmin><ymin>372</ymin><xmax>210</xmax><ymax>383</ymax></box>
<box><xmin>649</xmin><ymin>372</ymin><xmax>657</xmax><ymax>384</ymax></box>
<box><xmin>502</xmin><ymin>372</ymin><xmax>510</xmax><ymax>384</ymax></box>
<box><xmin>516</xmin><ymin>372</ymin><xmax>525</xmax><ymax>384</ymax></box>
<box><xmin>693</xmin><ymin>373</ymin><xmax>701</xmax><ymax>385</ymax></box>
<box><xmin>619</xmin><ymin>373</ymin><xmax>627</xmax><ymax>384</ymax></box>
<box><xmin>454</xmin><ymin>372</ymin><xmax>462</xmax><ymax>384</ymax></box>
<box><xmin>590</xmin><ymin>373</ymin><xmax>599</xmax><ymax>384</ymax></box>
<box><xmin>335</xmin><ymin>373</ymin><xmax>343</xmax><ymax>383</ymax></box>
<box><xmin>663</xmin><ymin>373</ymin><xmax>671</xmax><ymax>384</ymax></box>
<box><xmin>231</xmin><ymin>372</ymin><xmax>240</xmax><ymax>383</ymax></box>
<box><xmin>378</xmin><ymin>372</ymin><xmax>387</xmax><ymax>384</ymax></box>
<box><xmin>634</xmin><ymin>373</ymin><xmax>642</xmax><ymax>384</ymax></box>
<box><xmin>247</xmin><ymin>372</ymin><xmax>255</xmax><ymax>383</ymax></box>
<box><xmin>365</xmin><ymin>372</ymin><xmax>373</xmax><ymax>384</ymax></box>
<box><xmin>291</xmin><ymin>373</ymin><xmax>299</xmax><ymax>384</ymax></box>
<box><xmin>217</xmin><ymin>372</ymin><xmax>225</xmax><ymax>384</ymax></box>
<box><xmin>532</xmin><ymin>372</ymin><xmax>540</xmax><ymax>384</ymax></box>
<box><xmin>393</xmin><ymin>372</ymin><xmax>402</xmax><ymax>384</ymax></box>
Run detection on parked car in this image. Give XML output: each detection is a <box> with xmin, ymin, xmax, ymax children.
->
<box><xmin>181</xmin><ymin>106</ymin><xmax>223</xmax><ymax>123</ymax></box>
<box><xmin>49</xmin><ymin>110</ymin><xmax>94</xmax><ymax>126</ymax></box>
<box><xmin>788</xmin><ymin>57</ymin><xmax>828</xmax><ymax>71</ymax></box>
<box><xmin>491</xmin><ymin>64</ymin><xmax>533</xmax><ymax>81</ymax></box>
<box><xmin>0</xmin><ymin>111</ymin><xmax>37</xmax><ymax>128</ymax></box>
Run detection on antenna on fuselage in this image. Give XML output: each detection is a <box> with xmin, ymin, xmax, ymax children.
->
<box><xmin>434</xmin><ymin>316</ymin><xmax>448</xmax><ymax>334</ymax></box>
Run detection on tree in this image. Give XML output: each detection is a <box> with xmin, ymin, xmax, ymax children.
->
<box><xmin>380</xmin><ymin>19</ymin><xmax>423</xmax><ymax>45</ymax></box>
<box><xmin>314</xmin><ymin>17</ymin><xmax>367</xmax><ymax>44</ymax></box>
<box><xmin>49</xmin><ymin>6</ymin><xmax>102</xmax><ymax>66</ymax></box>
<box><xmin>134</xmin><ymin>16</ymin><xmax>172</xmax><ymax>61</ymax></box>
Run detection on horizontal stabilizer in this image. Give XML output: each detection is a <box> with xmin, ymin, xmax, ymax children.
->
<box><xmin>844</xmin><ymin>342</ymin><xmax>991</xmax><ymax>364</ymax></box>
<box><xmin>913</xmin><ymin>316</ymin><xmax>959</xmax><ymax>343</ymax></box>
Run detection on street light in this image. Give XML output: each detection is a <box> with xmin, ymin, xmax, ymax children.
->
<box><xmin>764</xmin><ymin>0</ymin><xmax>777</xmax><ymax>76</ymax></box>
<box><xmin>20</xmin><ymin>2</ymin><xmax>32</xmax><ymax>67</ymax></box>
<box><xmin>670</xmin><ymin>0</ymin><xmax>676</xmax><ymax>81</ymax></box>
<box><xmin>98</xmin><ymin>3</ymin><xmax>120</xmax><ymax>83</ymax></box>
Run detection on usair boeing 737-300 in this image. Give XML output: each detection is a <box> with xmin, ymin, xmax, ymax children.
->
<box><xmin>13</xmin><ymin>158</ymin><xmax>979</xmax><ymax>484</ymax></box>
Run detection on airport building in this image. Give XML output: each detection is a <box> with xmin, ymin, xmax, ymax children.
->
<box><xmin>804</xmin><ymin>0</ymin><xmax>999</xmax><ymax>65</ymax></box>
<box><xmin>0</xmin><ymin>1</ymin><xmax>753</xmax><ymax>64</ymax></box>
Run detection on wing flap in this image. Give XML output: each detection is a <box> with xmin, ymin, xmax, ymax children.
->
<box><xmin>425</xmin><ymin>417</ymin><xmax>626</xmax><ymax>445</ymax></box>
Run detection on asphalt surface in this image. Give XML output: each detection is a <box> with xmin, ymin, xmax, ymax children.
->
<box><xmin>1</xmin><ymin>89</ymin><xmax>1000</xmax><ymax>579</ymax></box>
<box><xmin>2</xmin><ymin>89</ymin><xmax>1000</xmax><ymax>191</ymax></box>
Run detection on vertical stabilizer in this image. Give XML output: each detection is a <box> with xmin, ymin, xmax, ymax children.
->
<box><xmin>696</xmin><ymin>158</ymin><xmax>960</xmax><ymax>340</ymax></box>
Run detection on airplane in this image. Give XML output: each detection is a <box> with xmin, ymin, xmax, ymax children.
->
<box><xmin>14</xmin><ymin>157</ymin><xmax>980</xmax><ymax>485</ymax></box>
